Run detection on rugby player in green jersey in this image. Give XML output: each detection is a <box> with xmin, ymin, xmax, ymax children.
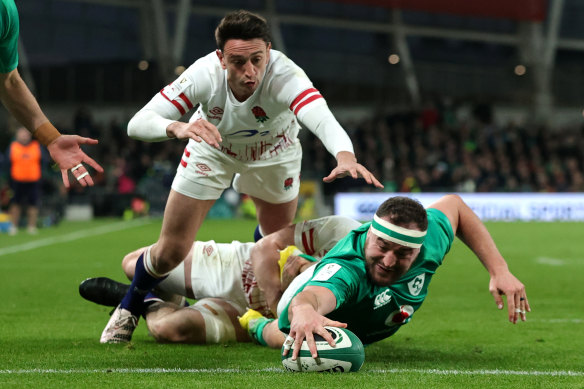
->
<box><xmin>243</xmin><ymin>194</ymin><xmax>530</xmax><ymax>360</ymax></box>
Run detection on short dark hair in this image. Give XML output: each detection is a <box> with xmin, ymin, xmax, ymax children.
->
<box><xmin>375</xmin><ymin>196</ymin><xmax>428</xmax><ymax>232</ymax></box>
<box><xmin>215</xmin><ymin>10</ymin><xmax>271</xmax><ymax>51</ymax></box>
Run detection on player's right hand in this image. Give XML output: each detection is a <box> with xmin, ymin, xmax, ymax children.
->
<box><xmin>286</xmin><ymin>304</ymin><xmax>346</xmax><ymax>360</ymax></box>
<box><xmin>167</xmin><ymin>119</ymin><xmax>222</xmax><ymax>149</ymax></box>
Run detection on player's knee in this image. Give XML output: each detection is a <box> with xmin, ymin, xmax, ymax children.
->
<box><xmin>154</xmin><ymin>241</ymin><xmax>191</xmax><ymax>270</ymax></box>
<box><xmin>148</xmin><ymin>319</ymin><xmax>190</xmax><ymax>343</ymax></box>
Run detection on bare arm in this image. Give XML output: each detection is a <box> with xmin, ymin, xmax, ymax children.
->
<box><xmin>250</xmin><ymin>224</ymin><xmax>296</xmax><ymax>314</ymax></box>
<box><xmin>430</xmin><ymin>194</ymin><xmax>530</xmax><ymax>324</ymax></box>
<box><xmin>0</xmin><ymin>69</ymin><xmax>48</xmax><ymax>131</ymax></box>
<box><xmin>0</xmin><ymin>69</ymin><xmax>103</xmax><ymax>187</ymax></box>
<box><xmin>286</xmin><ymin>285</ymin><xmax>346</xmax><ymax>360</ymax></box>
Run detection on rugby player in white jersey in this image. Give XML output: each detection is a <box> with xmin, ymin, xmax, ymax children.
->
<box><xmin>101</xmin><ymin>10</ymin><xmax>382</xmax><ymax>343</ymax></box>
<box><xmin>81</xmin><ymin>216</ymin><xmax>360</xmax><ymax>344</ymax></box>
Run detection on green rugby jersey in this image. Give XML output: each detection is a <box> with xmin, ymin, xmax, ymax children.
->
<box><xmin>279</xmin><ymin>208</ymin><xmax>454</xmax><ymax>345</ymax></box>
<box><xmin>0</xmin><ymin>0</ymin><xmax>19</xmax><ymax>73</ymax></box>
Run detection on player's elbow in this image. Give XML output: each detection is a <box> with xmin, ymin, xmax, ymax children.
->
<box><xmin>126</xmin><ymin>114</ymin><xmax>141</xmax><ymax>139</ymax></box>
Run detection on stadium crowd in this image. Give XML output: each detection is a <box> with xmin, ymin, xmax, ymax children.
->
<box><xmin>1</xmin><ymin>101</ymin><xmax>584</xmax><ymax>221</ymax></box>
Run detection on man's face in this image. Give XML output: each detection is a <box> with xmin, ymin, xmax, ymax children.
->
<box><xmin>364</xmin><ymin>222</ymin><xmax>421</xmax><ymax>287</ymax></box>
<box><xmin>217</xmin><ymin>39</ymin><xmax>271</xmax><ymax>102</ymax></box>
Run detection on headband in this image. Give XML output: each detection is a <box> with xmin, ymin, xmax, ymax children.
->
<box><xmin>370</xmin><ymin>214</ymin><xmax>426</xmax><ymax>248</ymax></box>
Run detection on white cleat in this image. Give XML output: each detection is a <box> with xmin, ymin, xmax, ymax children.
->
<box><xmin>100</xmin><ymin>305</ymin><xmax>138</xmax><ymax>344</ymax></box>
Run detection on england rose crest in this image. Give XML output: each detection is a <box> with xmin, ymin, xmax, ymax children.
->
<box><xmin>284</xmin><ymin>177</ymin><xmax>293</xmax><ymax>190</ymax></box>
<box><xmin>252</xmin><ymin>106</ymin><xmax>269</xmax><ymax>123</ymax></box>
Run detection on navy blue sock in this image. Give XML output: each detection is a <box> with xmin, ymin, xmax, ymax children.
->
<box><xmin>120</xmin><ymin>254</ymin><xmax>166</xmax><ymax>316</ymax></box>
<box><xmin>253</xmin><ymin>225</ymin><xmax>264</xmax><ymax>242</ymax></box>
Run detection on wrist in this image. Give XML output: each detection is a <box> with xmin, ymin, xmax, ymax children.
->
<box><xmin>33</xmin><ymin>122</ymin><xmax>61</xmax><ymax>146</ymax></box>
<box><xmin>336</xmin><ymin>150</ymin><xmax>356</xmax><ymax>163</ymax></box>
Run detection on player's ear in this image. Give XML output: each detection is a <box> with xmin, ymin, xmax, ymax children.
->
<box><xmin>266</xmin><ymin>42</ymin><xmax>271</xmax><ymax>62</ymax></box>
<box><xmin>216</xmin><ymin>49</ymin><xmax>227</xmax><ymax>69</ymax></box>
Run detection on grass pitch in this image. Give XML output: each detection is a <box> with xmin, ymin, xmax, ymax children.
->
<box><xmin>1</xmin><ymin>217</ymin><xmax>583</xmax><ymax>388</ymax></box>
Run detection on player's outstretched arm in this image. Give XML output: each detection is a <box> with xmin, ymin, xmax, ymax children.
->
<box><xmin>0</xmin><ymin>69</ymin><xmax>103</xmax><ymax>188</ymax></box>
<box><xmin>430</xmin><ymin>194</ymin><xmax>530</xmax><ymax>324</ymax></box>
<box><xmin>285</xmin><ymin>286</ymin><xmax>345</xmax><ymax>360</ymax></box>
<box><xmin>297</xmin><ymin>104</ymin><xmax>383</xmax><ymax>188</ymax></box>
<box><xmin>323</xmin><ymin>151</ymin><xmax>383</xmax><ymax>188</ymax></box>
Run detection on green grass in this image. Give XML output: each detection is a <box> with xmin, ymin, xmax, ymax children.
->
<box><xmin>1</xmin><ymin>218</ymin><xmax>583</xmax><ymax>388</ymax></box>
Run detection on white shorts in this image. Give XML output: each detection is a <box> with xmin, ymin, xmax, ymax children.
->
<box><xmin>157</xmin><ymin>240</ymin><xmax>254</xmax><ymax>312</ymax></box>
<box><xmin>171</xmin><ymin>139</ymin><xmax>302</xmax><ymax>203</ymax></box>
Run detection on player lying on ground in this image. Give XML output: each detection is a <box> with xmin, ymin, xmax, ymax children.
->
<box><xmin>262</xmin><ymin>195</ymin><xmax>531</xmax><ymax>360</ymax></box>
<box><xmin>80</xmin><ymin>216</ymin><xmax>360</xmax><ymax>344</ymax></box>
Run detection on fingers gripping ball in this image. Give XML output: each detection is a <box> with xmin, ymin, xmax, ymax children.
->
<box><xmin>281</xmin><ymin>327</ymin><xmax>365</xmax><ymax>372</ymax></box>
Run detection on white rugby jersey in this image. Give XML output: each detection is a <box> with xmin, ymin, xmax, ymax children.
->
<box><xmin>128</xmin><ymin>49</ymin><xmax>353</xmax><ymax>161</ymax></box>
<box><xmin>241</xmin><ymin>215</ymin><xmax>361</xmax><ymax>317</ymax></box>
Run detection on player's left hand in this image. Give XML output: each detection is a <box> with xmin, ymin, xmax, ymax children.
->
<box><xmin>323</xmin><ymin>151</ymin><xmax>384</xmax><ymax>188</ymax></box>
<box><xmin>47</xmin><ymin>135</ymin><xmax>104</xmax><ymax>188</ymax></box>
<box><xmin>489</xmin><ymin>270</ymin><xmax>531</xmax><ymax>324</ymax></box>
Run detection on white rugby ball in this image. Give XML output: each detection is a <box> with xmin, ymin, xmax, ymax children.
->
<box><xmin>281</xmin><ymin>326</ymin><xmax>365</xmax><ymax>372</ymax></box>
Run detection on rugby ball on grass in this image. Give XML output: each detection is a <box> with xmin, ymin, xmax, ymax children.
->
<box><xmin>281</xmin><ymin>326</ymin><xmax>365</xmax><ymax>372</ymax></box>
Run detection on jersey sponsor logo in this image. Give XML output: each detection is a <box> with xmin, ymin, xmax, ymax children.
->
<box><xmin>407</xmin><ymin>274</ymin><xmax>425</xmax><ymax>296</ymax></box>
<box><xmin>373</xmin><ymin>289</ymin><xmax>392</xmax><ymax>309</ymax></box>
<box><xmin>225</xmin><ymin>129</ymin><xmax>271</xmax><ymax>138</ymax></box>
<box><xmin>384</xmin><ymin>305</ymin><xmax>414</xmax><ymax>326</ymax></box>
<box><xmin>312</xmin><ymin>263</ymin><xmax>341</xmax><ymax>281</ymax></box>
<box><xmin>251</xmin><ymin>106</ymin><xmax>269</xmax><ymax>123</ymax></box>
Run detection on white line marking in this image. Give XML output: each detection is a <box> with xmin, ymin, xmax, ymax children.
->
<box><xmin>535</xmin><ymin>257</ymin><xmax>565</xmax><ymax>266</ymax></box>
<box><xmin>0</xmin><ymin>219</ymin><xmax>153</xmax><ymax>257</ymax></box>
<box><xmin>0</xmin><ymin>368</ymin><xmax>582</xmax><ymax>376</ymax></box>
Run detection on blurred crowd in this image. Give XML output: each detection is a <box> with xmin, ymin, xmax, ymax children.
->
<box><xmin>305</xmin><ymin>101</ymin><xmax>584</xmax><ymax>195</ymax></box>
<box><xmin>1</xmin><ymin>102</ymin><xmax>584</xmax><ymax>222</ymax></box>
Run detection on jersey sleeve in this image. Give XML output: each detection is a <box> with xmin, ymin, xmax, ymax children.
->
<box><xmin>277</xmin><ymin>259</ymin><xmax>362</xmax><ymax>332</ymax></box>
<box><xmin>305</xmin><ymin>260</ymin><xmax>362</xmax><ymax>309</ymax></box>
<box><xmin>127</xmin><ymin>56</ymin><xmax>216</xmax><ymax>141</ymax></box>
<box><xmin>0</xmin><ymin>0</ymin><xmax>19</xmax><ymax>73</ymax></box>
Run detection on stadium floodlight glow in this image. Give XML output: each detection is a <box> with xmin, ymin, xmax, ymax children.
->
<box><xmin>514</xmin><ymin>65</ymin><xmax>526</xmax><ymax>76</ymax></box>
<box><xmin>388</xmin><ymin>54</ymin><xmax>400</xmax><ymax>64</ymax></box>
<box><xmin>138</xmin><ymin>60</ymin><xmax>149</xmax><ymax>71</ymax></box>
<box><xmin>175</xmin><ymin>65</ymin><xmax>186</xmax><ymax>75</ymax></box>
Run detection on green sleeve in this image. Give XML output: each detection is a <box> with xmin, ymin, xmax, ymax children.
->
<box><xmin>277</xmin><ymin>259</ymin><xmax>362</xmax><ymax>332</ymax></box>
<box><xmin>0</xmin><ymin>0</ymin><xmax>19</xmax><ymax>73</ymax></box>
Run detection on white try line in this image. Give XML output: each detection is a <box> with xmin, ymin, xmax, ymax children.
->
<box><xmin>0</xmin><ymin>368</ymin><xmax>582</xmax><ymax>376</ymax></box>
<box><xmin>0</xmin><ymin>219</ymin><xmax>154</xmax><ymax>257</ymax></box>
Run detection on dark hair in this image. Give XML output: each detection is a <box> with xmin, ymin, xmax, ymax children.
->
<box><xmin>375</xmin><ymin>196</ymin><xmax>428</xmax><ymax>231</ymax></box>
<box><xmin>215</xmin><ymin>10</ymin><xmax>271</xmax><ymax>51</ymax></box>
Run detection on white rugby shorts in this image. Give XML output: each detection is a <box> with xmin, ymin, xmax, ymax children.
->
<box><xmin>157</xmin><ymin>240</ymin><xmax>253</xmax><ymax>313</ymax></box>
<box><xmin>171</xmin><ymin>139</ymin><xmax>302</xmax><ymax>203</ymax></box>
